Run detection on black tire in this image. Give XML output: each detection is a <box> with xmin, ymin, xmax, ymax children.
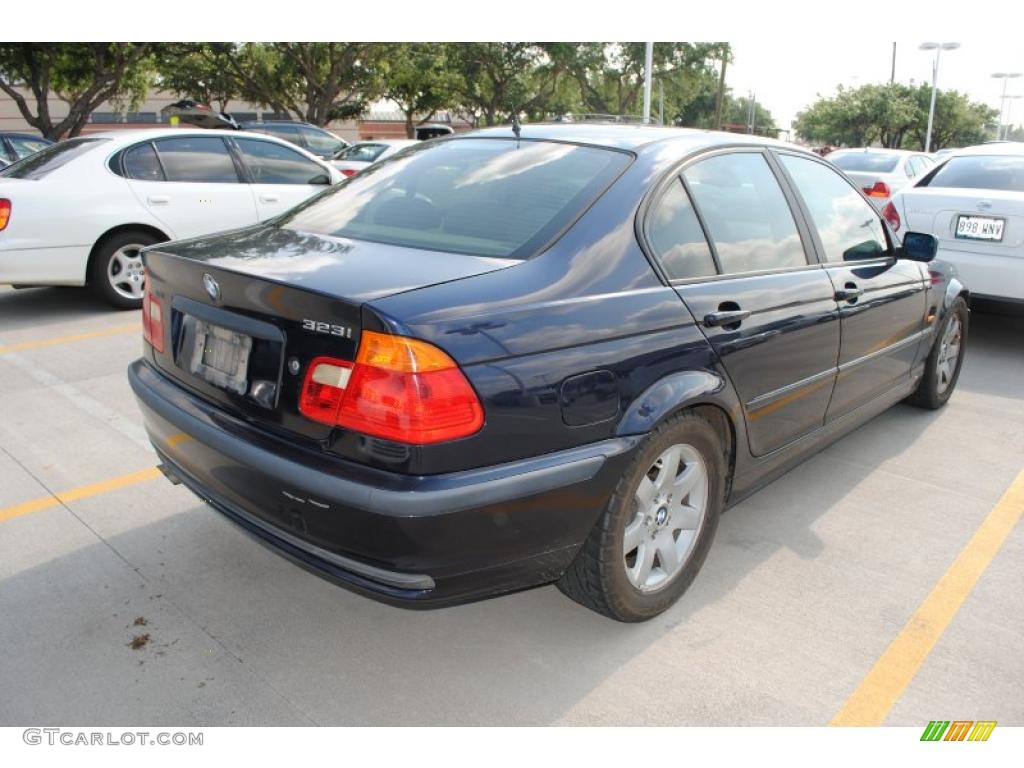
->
<box><xmin>88</xmin><ymin>230</ymin><xmax>160</xmax><ymax>310</ymax></box>
<box><xmin>906</xmin><ymin>296</ymin><xmax>968</xmax><ymax>410</ymax></box>
<box><xmin>557</xmin><ymin>410</ymin><xmax>726</xmax><ymax>622</ymax></box>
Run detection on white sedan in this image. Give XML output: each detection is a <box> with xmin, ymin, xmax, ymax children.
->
<box><xmin>0</xmin><ymin>128</ymin><xmax>341</xmax><ymax>308</ymax></box>
<box><xmin>329</xmin><ymin>140</ymin><xmax>419</xmax><ymax>177</ymax></box>
<box><xmin>826</xmin><ymin>147</ymin><xmax>934</xmax><ymax>210</ymax></box>
<box><xmin>888</xmin><ymin>143</ymin><xmax>1024</xmax><ymax>302</ymax></box>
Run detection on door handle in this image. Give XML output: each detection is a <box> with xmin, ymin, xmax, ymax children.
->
<box><xmin>259</xmin><ymin>193</ymin><xmax>280</xmax><ymax>203</ymax></box>
<box><xmin>703</xmin><ymin>309</ymin><xmax>751</xmax><ymax>328</ymax></box>
<box><xmin>147</xmin><ymin>195</ymin><xmax>170</xmax><ymax>205</ymax></box>
<box><xmin>835</xmin><ymin>283</ymin><xmax>863</xmax><ymax>302</ymax></box>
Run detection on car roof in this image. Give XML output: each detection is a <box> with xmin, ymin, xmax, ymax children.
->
<box><xmin>459</xmin><ymin>122</ymin><xmax>811</xmax><ymax>156</ymax></box>
<box><xmin>350</xmin><ymin>139</ymin><xmax>418</xmax><ymax>148</ymax></box>
<box><xmin>952</xmin><ymin>142</ymin><xmax>1024</xmax><ymax>156</ymax></box>
<box><xmin>85</xmin><ymin>127</ymin><xmax>317</xmax><ymax>147</ymax></box>
<box><xmin>828</xmin><ymin>147</ymin><xmax>917</xmax><ymax>157</ymax></box>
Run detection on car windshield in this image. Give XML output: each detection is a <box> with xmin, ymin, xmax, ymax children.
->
<box><xmin>829</xmin><ymin>153</ymin><xmax>901</xmax><ymax>173</ymax></box>
<box><xmin>0</xmin><ymin>137</ymin><xmax>107</xmax><ymax>180</ymax></box>
<box><xmin>283</xmin><ymin>138</ymin><xmax>631</xmax><ymax>258</ymax></box>
<box><xmin>920</xmin><ymin>154</ymin><xmax>1024</xmax><ymax>192</ymax></box>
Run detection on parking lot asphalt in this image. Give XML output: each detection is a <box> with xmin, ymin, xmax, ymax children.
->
<box><xmin>0</xmin><ymin>284</ymin><xmax>1021</xmax><ymax>726</ymax></box>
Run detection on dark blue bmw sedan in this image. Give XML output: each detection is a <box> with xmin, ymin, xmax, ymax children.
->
<box><xmin>129</xmin><ymin>124</ymin><xmax>967</xmax><ymax>621</ymax></box>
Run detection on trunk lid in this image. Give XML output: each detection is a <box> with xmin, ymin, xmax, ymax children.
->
<box><xmin>143</xmin><ymin>224</ymin><xmax>514</xmax><ymax>443</ymax></box>
<box><xmin>899</xmin><ymin>187</ymin><xmax>1024</xmax><ymax>256</ymax></box>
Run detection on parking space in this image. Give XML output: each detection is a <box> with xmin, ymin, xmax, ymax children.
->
<box><xmin>1</xmin><ymin>284</ymin><xmax>1021</xmax><ymax>726</ymax></box>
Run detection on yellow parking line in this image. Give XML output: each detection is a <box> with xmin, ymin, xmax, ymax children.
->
<box><xmin>0</xmin><ymin>323</ymin><xmax>139</xmax><ymax>356</ymax></box>
<box><xmin>831</xmin><ymin>467</ymin><xmax>1024</xmax><ymax>726</ymax></box>
<box><xmin>0</xmin><ymin>466</ymin><xmax>162</xmax><ymax>524</ymax></box>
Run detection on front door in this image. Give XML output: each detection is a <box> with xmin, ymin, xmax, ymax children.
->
<box><xmin>776</xmin><ymin>152</ymin><xmax>928</xmax><ymax>420</ymax></box>
<box><xmin>231</xmin><ymin>137</ymin><xmax>331</xmax><ymax>222</ymax></box>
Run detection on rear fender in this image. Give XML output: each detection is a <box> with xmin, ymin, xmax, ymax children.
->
<box><xmin>615</xmin><ymin>369</ymin><xmax>735</xmax><ymax>436</ymax></box>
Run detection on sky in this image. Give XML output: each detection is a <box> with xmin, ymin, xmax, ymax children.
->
<box><xmin>727</xmin><ymin>39</ymin><xmax>1024</xmax><ymax>135</ymax></box>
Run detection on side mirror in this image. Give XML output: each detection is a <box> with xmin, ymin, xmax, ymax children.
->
<box><xmin>900</xmin><ymin>231</ymin><xmax>938</xmax><ymax>263</ymax></box>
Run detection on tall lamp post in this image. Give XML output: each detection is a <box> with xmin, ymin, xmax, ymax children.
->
<box><xmin>920</xmin><ymin>42</ymin><xmax>960</xmax><ymax>152</ymax></box>
<box><xmin>992</xmin><ymin>72</ymin><xmax>1022</xmax><ymax>140</ymax></box>
<box><xmin>1002</xmin><ymin>94</ymin><xmax>1022</xmax><ymax>140</ymax></box>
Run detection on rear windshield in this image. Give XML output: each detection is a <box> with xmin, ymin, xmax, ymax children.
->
<box><xmin>337</xmin><ymin>143</ymin><xmax>388</xmax><ymax>163</ymax></box>
<box><xmin>281</xmin><ymin>138</ymin><xmax>631</xmax><ymax>258</ymax></box>
<box><xmin>829</xmin><ymin>152</ymin><xmax>901</xmax><ymax>173</ymax></box>
<box><xmin>920</xmin><ymin>154</ymin><xmax>1024</xmax><ymax>192</ymax></box>
<box><xmin>0</xmin><ymin>137</ymin><xmax>106</xmax><ymax>180</ymax></box>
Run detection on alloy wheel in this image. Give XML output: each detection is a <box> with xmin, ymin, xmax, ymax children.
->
<box><xmin>624</xmin><ymin>443</ymin><xmax>709</xmax><ymax>592</ymax></box>
<box><xmin>936</xmin><ymin>314</ymin><xmax>962</xmax><ymax>395</ymax></box>
<box><xmin>107</xmin><ymin>244</ymin><xmax>146</xmax><ymax>301</ymax></box>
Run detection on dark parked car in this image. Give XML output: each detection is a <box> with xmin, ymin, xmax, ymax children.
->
<box><xmin>0</xmin><ymin>132</ymin><xmax>53</xmax><ymax>168</ymax></box>
<box><xmin>237</xmin><ymin>121</ymin><xmax>349</xmax><ymax>160</ymax></box>
<box><xmin>129</xmin><ymin>125</ymin><xmax>967</xmax><ymax>621</ymax></box>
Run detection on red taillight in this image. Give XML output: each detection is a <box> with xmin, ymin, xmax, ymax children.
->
<box><xmin>0</xmin><ymin>199</ymin><xmax>10</xmax><ymax>231</ymax></box>
<box><xmin>298</xmin><ymin>331</ymin><xmax>484</xmax><ymax>444</ymax></box>
<box><xmin>141</xmin><ymin>273</ymin><xmax>164</xmax><ymax>353</ymax></box>
<box><xmin>863</xmin><ymin>181</ymin><xmax>891</xmax><ymax>199</ymax></box>
<box><xmin>881</xmin><ymin>201</ymin><xmax>901</xmax><ymax>232</ymax></box>
<box><xmin>341</xmin><ymin>169</ymin><xmax>358</xmax><ymax>177</ymax></box>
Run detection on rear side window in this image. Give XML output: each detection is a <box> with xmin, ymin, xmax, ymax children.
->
<box><xmin>153</xmin><ymin>137</ymin><xmax>239</xmax><ymax>183</ymax></box>
<box><xmin>261</xmin><ymin>125</ymin><xmax>305</xmax><ymax>147</ymax></box>
<box><xmin>829</xmin><ymin>152</ymin><xmax>901</xmax><ymax>173</ymax></box>
<box><xmin>235</xmin><ymin>138</ymin><xmax>328</xmax><ymax>185</ymax></box>
<box><xmin>780</xmin><ymin>154</ymin><xmax>888</xmax><ymax>262</ymax></box>
<box><xmin>0</xmin><ymin>137</ymin><xmax>106</xmax><ymax>180</ymax></box>
<box><xmin>122</xmin><ymin>143</ymin><xmax>165</xmax><ymax>181</ymax></box>
<box><xmin>281</xmin><ymin>138</ymin><xmax>631</xmax><ymax>259</ymax></box>
<box><xmin>299</xmin><ymin>127</ymin><xmax>345</xmax><ymax>156</ymax></box>
<box><xmin>683</xmin><ymin>152</ymin><xmax>807</xmax><ymax>274</ymax></box>
<box><xmin>920</xmin><ymin>155</ymin><xmax>1024</xmax><ymax>192</ymax></box>
<box><xmin>647</xmin><ymin>180</ymin><xmax>716</xmax><ymax>280</ymax></box>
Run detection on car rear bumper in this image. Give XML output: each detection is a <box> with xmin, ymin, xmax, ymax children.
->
<box><xmin>0</xmin><ymin>244</ymin><xmax>89</xmax><ymax>286</ymax></box>
<box><xmin>128</xmin><ymin>359</ymin><xmax>640</xmax><ymax>607</ymax></box>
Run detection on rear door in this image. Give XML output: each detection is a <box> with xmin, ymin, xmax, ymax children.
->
<box><xmin>231</xmin><ymin>137</ymin><xmax>332</xmax><ymax>220</ymax></box>
<box><xmin>123</xmin><ymin>136</ymin><xmax>258</xmax><ymax>239</ymax></box>
<box><xmin>649</xmin><ymin>149</ymin><xmax>840</xmax><ymax>457</ymax></box>
<box><xmin>776</xmin><ymin>152</ymin><xmax>928</xmax><ymax>420</ymax></box>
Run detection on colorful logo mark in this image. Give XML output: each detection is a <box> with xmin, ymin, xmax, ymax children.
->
<box><xmin>920</xmin><ymin>720</ymin><xmax>996</xmax><ymax>741</ymax></box>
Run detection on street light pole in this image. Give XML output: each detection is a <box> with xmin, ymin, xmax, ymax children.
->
<box><xmin>992</xmin><ymin>72</ymin><xmax>1022</xmax><ymax>140</ymax></box>
<box><xmin>920</xmin><ymin>42</ymin><xmax>960</xmax><ymax>153</ymax></box>
<box><xmin>642</xmin><ymin>42</ymin><xmax>654</xmax><ymax>124</ymax></box>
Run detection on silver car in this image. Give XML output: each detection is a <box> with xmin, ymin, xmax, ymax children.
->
<box><xmin>826</xmin><ymin>148</ymin><xmax>935</xmax><ymax>210</ymax></box>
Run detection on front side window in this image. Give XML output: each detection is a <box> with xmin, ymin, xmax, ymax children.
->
<box><xmin>647</xmin><ymin>179</ymin><xmax>716</xmax><ymax>280</ymax></box>
<box><xmin>780</xmin><ymin>154</ymin><xmax>888</xmax><ymax>262</ymax></box>
<box><xmin>683</xmin><ymin>152</ymin><xmax>807</xmax><ymax>274</ymax></box>
<box><xmin>0</xmin><ymin>137</ymin><xmax>106</xmax><ymax>180</ymax></box>
<box><xmin>153</xmin><ymin>137</ymin><xmax>239</xmax><ymax>183</ymax></box>
<box><xmin>920</xmin><ymin>154</ymin><xmax>1024</xmax><ymax>192</ymax></box>
<box><xmin>235</xmin><ymin>138</ymin><xmax>328</xmax><ymax>185</ymax></box>
<box><xmin>281</xmin><ymin>138</ymin><xmax>631</xmax><ymax>258</ymax></box>
<box><xmin>122</xmin><ymin>143</ymin><xmax>165</xmax><ymax>182</ymax></box>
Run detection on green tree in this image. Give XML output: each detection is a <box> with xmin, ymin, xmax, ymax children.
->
<box><xmin>378</xmin><ymin>44</ymin><xmax>461</xmax><ymax>138</ymax></box>
<box><xmin>904</xmin><ymin>84</ymin><xmax>997</xmax><ymax>150</ymax></box>
<box><xmin>721</xmin><ymin>96</ymin><xmax>777</xmax><ymax>133</ymax></box>
<box><xmin>557</xmin><ymin>42</ymin><xmax>729</xmax><ymax>121</ymax></box>
<box><xmin>448</xmin><ymin>43</ymin><xmax>563</xmax><ymax>127</ymax></box>
<box><xmin>795</xmin><ymin>83</ymin><xmax>918</xmax><ymax>148</ymax></box>
<box><xmin>0</xmin><ymin>42</ymin><xmax>157</xmax><ymax>139</ymax></box>
<box><xmin>155</xmin><ymin>43</ymin><xmax>240</xmax><ymax>113</ymax></box>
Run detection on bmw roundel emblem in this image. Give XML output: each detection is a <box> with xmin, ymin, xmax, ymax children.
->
<box><xmin>203</xmin><ymin>273</ymin><xmax>221</xmax><ymax>302</ymax></box>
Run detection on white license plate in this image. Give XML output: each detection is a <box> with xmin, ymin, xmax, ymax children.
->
<box><xmin>188</xmin><ymin>320</ymin><xmax>252</xmax><ymax>395</ymax></box>
<box><xmin>955</xmin><ymin>215</ymin><xmax>1005</xmax><ymax>241</ymax></box>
